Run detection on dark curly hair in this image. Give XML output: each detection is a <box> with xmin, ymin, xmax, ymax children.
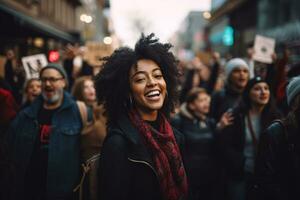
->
<box><xmin>94</xmin><ymin>33</ymin><xmax>180</xmax><ymax>125</ymax></box>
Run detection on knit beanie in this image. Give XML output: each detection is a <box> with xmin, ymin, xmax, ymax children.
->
<box><xmin>243</xmin><ymin>76</ymin><xmax>266</xmax><ymax>107</ymax></box>
<box><xmin>39</xmin><ymin>63</ymin><xmax>68</xmax><ymax>89</ymax></box>
<box><xmin>286</xmin><ymin>76</ymin><xmax>300</xmax><ymax>106</ymax></box>
<box><xmin>225</xmin><ymin>58</ymin><xmax>249</xmax><ymax>79</ymax></box>
<box><xmin>40</xmin><ymin>63</ymin><xmax>68</xmax><ymax>80</ymax></box>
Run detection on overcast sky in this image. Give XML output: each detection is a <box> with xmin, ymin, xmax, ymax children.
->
<box><xmin>110</xmin><ymin>0</ymin><xmax>211</xmax><ymax>46</ymax></box>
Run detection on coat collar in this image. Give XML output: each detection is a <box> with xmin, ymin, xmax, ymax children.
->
<box><xmin>23</xmin><ymin>91</ymin><xmax>75</xmax><ymax>119</ymax></box>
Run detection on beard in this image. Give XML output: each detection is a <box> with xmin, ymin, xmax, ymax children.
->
<box><xmin>42</xmin><ymin>88</ymin><xmax>63</xmax><ymax>105</ymax></box>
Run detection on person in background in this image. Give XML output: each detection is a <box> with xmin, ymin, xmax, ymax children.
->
<box><xmin>63</xmin><ymin>44</ymin><xmax>76</xmax><ymax>91</ymax></box>
<box><xmin>95</xmin><ymin>33</ymin><xmax>188</xmax><ymax>200</ymax></box>
<box><xmin>21</xmin><ymin>78</ymin><xmax>41</xmax><ymax>109</ymax></box>
<box><xmin>219</xmin><ymin>77</ymin><xmax>280</xmax><ymax>200</ymax></box>
<box><xmin>255</xmin><ymin>76</ymin><xmax>300</xmax><ymax>200</ymax></box>
<box><xmin>172</xmin><ymin>87</ymin><xmax>233</xmax><ymax>200</ymax></box>
<box><xmin>7</xmin><ymin>63</ymin><xmax>83</xmax><ymax>200</ymax></box>
<box><xmin>210</xmin><ymin>58</ymin><xmax>250</xmax><ymax>122</ymax></box>
<box><xmin>4</xmin><ymin>48</ymin><xmax>25</xmax><ymax>104</ymax></box>
<box><xmin>0</xmin><ymin>77</ymin><xmax>18</xmax><ymax>200</ymax></box>
<box><xmin>179</xmin><ymin>53</ymin><xmax>221</xmax><ymax>103</ymax></box>
<box><xmin>0</xmin><ymin>77</ymin><xmax>18</xmax><ymax>134</ymax></box>
<box><xmin>72</xmin><ymin>76</ymin><xmax>107</xmax><ymax>200</ymax></box>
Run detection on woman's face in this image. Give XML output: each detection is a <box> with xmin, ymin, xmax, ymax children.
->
<box><xmin>129</xmin><ymin>59</ymin><xmax>167</xmax><ymax>115</ymax></box>
<box><xmin>26</xmin><ymin>80</ymin><xmax>41</xmax><ymax>103</ymax></box>
<box><xmin>249</xmin><ymin>82</ymin><xmax>270</xmax><ymax>106</ymax></box>
<box><xmin>83</xmin><ymin>79</ymin><xmax>96</xmax><ymax>103</ymax></box>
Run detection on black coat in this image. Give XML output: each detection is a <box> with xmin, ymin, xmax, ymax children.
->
<box><xmin>98</xmin><ymin>114</ymin><xmax>185</xmax><ymax>200</ymax></box>
<box><xmin>255</xmin><ymin>121</ymin><xmax>300</xmax><ymax>200</ymax></box>
<box><xmin>171</xmin><ymin>106</ymin><xmax>225</xmax><ymax>200</ymax></box>
<box><xmin>220</xmin><ymin>106</ymin><xmax>280</xmax><ymax>180</ymax></box>
<box><xmin>210</xmin><ymin>86</ymin><xmax>242</xmax><ymax>121</ymax></box>
<box><xmin>171</xmin><ymin>106</ymin><xmax>220</xmax><ymax>186</ymax></box>
<box><xmin>219</xmin><ymin>107</ymin><xmax>247</xmax><ymax>180</ymax></box>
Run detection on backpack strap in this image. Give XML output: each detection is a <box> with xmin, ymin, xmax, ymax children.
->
<box><xmin>77</xmin><ymin>101</ymin><xmax>88</xmax><ymax>129</ymax></box>
<box><xmin>73</xmin><ymin>153</ymin><xmax>101</xmax><ymax>200</ymax></box>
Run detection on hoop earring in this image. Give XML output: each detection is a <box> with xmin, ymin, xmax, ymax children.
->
<box><xmin>129</xmin><ymin>95</ymin><xmax>133</xmax><ymax>107</ymax></box>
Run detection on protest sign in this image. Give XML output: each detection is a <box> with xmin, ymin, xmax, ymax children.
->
<box><xmin>253</xmin><ymin>35</ymin><xmax>275</xmax><ymax>64</ymax></box>
<box><xmin>22</xmin><ymin>54</ymin><xmax>48</xmax><ymax>79</ymax></box>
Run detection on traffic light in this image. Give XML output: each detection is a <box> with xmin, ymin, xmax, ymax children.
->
<box><xmin>223</xmin><ymin>26</ymin><xmax>234</xmax><ymax>46</ymax></box>
<box><xmin>48</xmin><ymin>50</ymin><xmax>60</xmax><ymax>62</ymax></box>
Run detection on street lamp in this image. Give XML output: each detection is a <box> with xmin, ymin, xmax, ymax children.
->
<box><xmin>203</xmin><ymin>11</ymin><xmax>211</xmax><ymax>20</ymax></box>
<box><xmin>80</xmin><ymin>14</ymin><xmax>93</xmax><ymax>24</ymax></box>
<box><xmin>103</xmin><ymin>36</ymin><xmax>112</xmax><ymax>45</ymax></box>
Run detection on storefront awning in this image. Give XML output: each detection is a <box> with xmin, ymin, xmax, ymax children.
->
<box><xmin>0</xmin><ymin>3</ymin><xmax>78</xmax><ymax>43</ymax></box>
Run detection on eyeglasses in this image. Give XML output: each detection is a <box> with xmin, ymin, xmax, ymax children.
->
<box><xmin>40</xmin><ymin>77</ymin><xmax>64</xmax><ymax>84</ymax></box>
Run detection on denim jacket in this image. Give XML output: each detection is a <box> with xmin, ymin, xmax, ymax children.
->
<box><xmin>8</xmin><ymin>92</ymin><xmax>82</xmax><ymax>200</ymax></box>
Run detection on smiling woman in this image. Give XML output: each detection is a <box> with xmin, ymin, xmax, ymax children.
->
<box><xmin>95</xmin><ymin>33</ymin><xmax>188</xmax><ymax>200</ymax></box>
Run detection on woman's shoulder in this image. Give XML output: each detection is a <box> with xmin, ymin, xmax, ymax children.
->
<box><xmin>104</xmin><ymin>127</ymin><xmax>128</xmax><ymax>146</ymax></box>
<box><xmin>262</xmin><ymin>120</ymin><xmax>286</xmax><ymax>145</ymax></box>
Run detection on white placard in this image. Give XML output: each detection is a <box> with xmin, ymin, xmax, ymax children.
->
<box><xmin>253</xmin><ymin>35</ymin><xmax>275</xmax><ymax>64</ymax></box>
<box><xmin>22</xmin><ymin>54</ymin><xmax>48</xmax><ymax>79</ymax></box>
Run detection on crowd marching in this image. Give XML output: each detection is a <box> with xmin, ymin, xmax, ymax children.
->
<box><xmin>1</xmin><ymin>33</ymin><xmax>300</xmax><ymax>200</ymax></box>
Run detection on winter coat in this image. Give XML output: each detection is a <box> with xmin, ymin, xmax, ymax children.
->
<box><xmin>220</xmin><ymin>106</ymin><xmax>279</xmax><ymax>180</ymax></box>
<box><xmin>172</xmin><ymin>104</ymin><xmax>221</xmax><ymax>186</ymax></box>
<box><xmin>210</xmin><ymin>86</ymin><xmax>242</xmax><ymax>121</ymax></box>
<box><xmin>255</xmin><ymin>121</ymin><xmax>300</xmax><ymax>200</ymax></box>
<box><xmin>98</xmin><ymin>114</ymin><xmax>185</xmax><ymax>200</ymax></box>
<box><xmin>7</xmin><ymin>92</ymin><xmax>82</xmax><ymax>200</ymax></box>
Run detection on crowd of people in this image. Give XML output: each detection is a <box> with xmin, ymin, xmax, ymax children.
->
<box><xmin>1</xmin><ymin>33</ymin><xmax>300</xmax><ymax>200</ymax></box>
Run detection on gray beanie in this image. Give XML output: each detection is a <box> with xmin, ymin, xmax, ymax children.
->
<box><xmin>286</xmin><ymin>76</ymin><xmax>300</xmax><ymax>106</ymax></box>
<box><xmin>225</xmin><ymin>58</ymin><xmax>249</xmax><ymax>79</ymax></box>
<box><xmin>39</xmin><ymin>63</ymin><xmax>68</xmax><ymax>80</ymax></box>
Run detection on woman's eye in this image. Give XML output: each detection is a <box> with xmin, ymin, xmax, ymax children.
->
<box><xmin>155</xmin><ymin>74</ymin><xmax>163</xmax><ymax>79</ymax></box>
<box><xmin>136</xmin><ymin>78</ymin><xmax>145</xmax><ymax>82</ymax></box>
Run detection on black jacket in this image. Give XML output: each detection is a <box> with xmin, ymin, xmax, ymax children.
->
<box><xmin>218</xmin><ymin>107</ymin><xmax>247</xmax><ymax>180</ymax></box>
<box><xmin>210</xmin><ymin>86</ymin><xmax>242</xmax><ymax>121</ymax></box>
<box><xmin>220</xmin><ymin>106</ymin><xmax>280</xmax><ymax>180</ymax></box>
<box><xmin>171</xmin><ymin>104</ymin><xmax>220</xmax><ymax>186</ymax></box>
<box><xmin>98</xmin><ymin>114</ymin><xmax>186</xmax><ymax>200</ymax></box>
<box><xmin>255</xmin><ymin>121</ymin><xmax>300</xmax><ymax>200</ymax></box>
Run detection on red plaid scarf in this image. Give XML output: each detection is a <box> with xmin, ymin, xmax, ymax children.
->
<box><xmin>129</xmin><ymin>109</ymin><xmax>188</xmax><ymax>200</ymax></box>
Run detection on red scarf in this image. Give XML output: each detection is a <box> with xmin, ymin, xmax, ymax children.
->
<box><xmin>129</xmin><ymin>109</ymin><xmax>188</xmax><ymax>200</ymax></box>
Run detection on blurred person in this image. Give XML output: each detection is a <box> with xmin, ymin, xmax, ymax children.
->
<box><xmin>214</xmin><ymin>75</ymin><xmax>225</xmax><ymax>92</ymax></box>
<box><xmin>21</xmin><ymin>78</ymin><xmax>41</xmax><ymax>108</ymax></box>
<box><xmin>75</xmin><ymin>46</ymin><xmax>94</xmax><ymax>77</ymax></box>
<box><xmin>63</xmin><ymin>44</ymin><xmax>76</xmax><ymax>90</ymax></box>
<box><xmin>179</xmin><ymin>53</ymin><xmax>221</xmax><ymax>103</ymax></box>
<box><xmin>4</xmin><ymin>48</ymin><xmax>25</xmax><ymax>104</ymax></box>
<box><xmin>7</xmin><ymin>63</ymin><xmax>83</xmax><ymax>200</ymax></box>
<box><xmin>210</xmin><ymin>58</ymin><xmax>250</xmax><ymax>121</ymax></box>
<box><xmin>95</xmin><ymin>33</ymin><xmax>188</xmax><ymax>200</ymax></box>
<box><xmin>255</xmin><ymin>76</ymin><xmax>300</xmax><ymax>200</ymax></box>
<box><xmin>72</xmin><ymin>76</ymin><xmax>107</xmax><ymax>200</ymax></box>
<box><xmin>172</xmin><ymin>87</ymin><xmax>233</xmax><ymax>200</ymax></box>
<box><xmin>219</xmin><ymin>77</ymin><xmax>280</xmax><ymax>200</ymax></box>
<box><xmin>0</xmin><ymin>77</ymin><xmax>18</xmax><ymax>200</ymax></box>
<box><xmin>0</xmin><ymin>77</ymin><xmax>18</xmax><ymax>134</ymax></box>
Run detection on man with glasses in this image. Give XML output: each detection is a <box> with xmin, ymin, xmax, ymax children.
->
<box><xmin>7</xmin><ymin>63</ymin><xmax>83</xmax><ymax>200</ymax></box>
